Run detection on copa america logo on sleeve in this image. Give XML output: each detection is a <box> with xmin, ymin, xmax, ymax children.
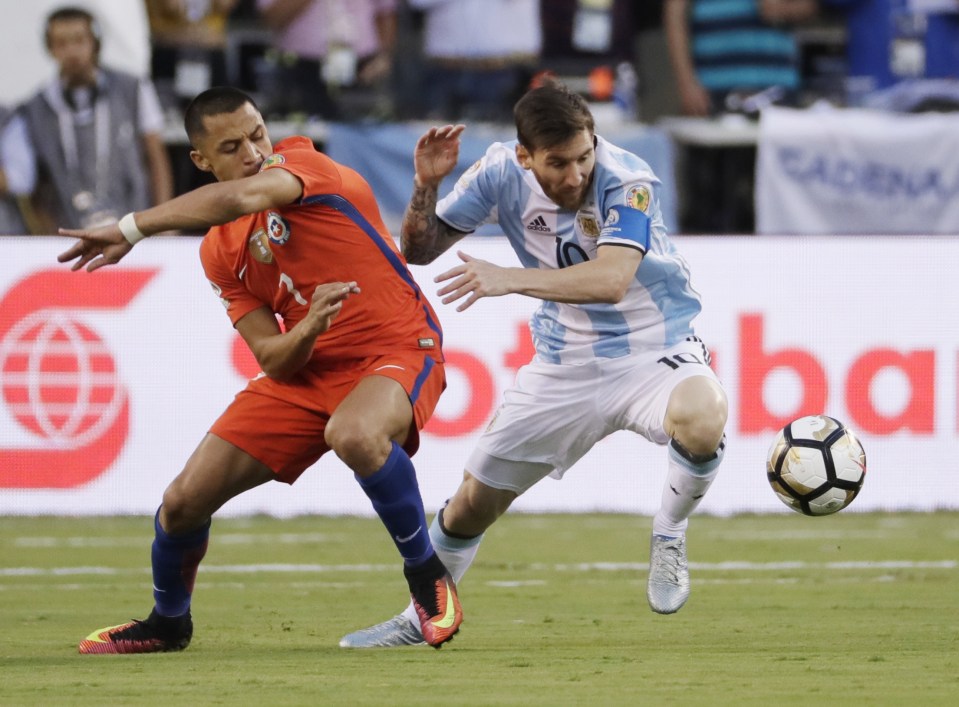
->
<box><xmin>0</xmin><ymin>269</ymin><xmax>156</xmax><ymax>488</ymax></box>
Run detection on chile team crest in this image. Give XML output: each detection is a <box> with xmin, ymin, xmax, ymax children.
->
<box><xmin>266</xmin><ymin>211</ymin><xmax>291</xmax><ymax>245</ymax></box>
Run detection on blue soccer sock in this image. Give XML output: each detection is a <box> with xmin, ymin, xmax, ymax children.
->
<box><xmin>356</xmin><ymin>442</ymin><xmax>434</xmax><ymax>568</ymax></box>
<box><xmin>151</xmin><ymin>508</ymin><xmax>210</xmax><ymax>617</ymax></box>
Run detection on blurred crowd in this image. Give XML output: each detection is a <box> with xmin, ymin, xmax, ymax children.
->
<box><xmin>1</xmin><ymin>0</ymin><xmax>957</xmax><ymax>234</ymax></box>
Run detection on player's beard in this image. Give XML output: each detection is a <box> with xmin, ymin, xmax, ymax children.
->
<box><xmin>549</xmin><ymin>182</ymin><xmax>589</xmax><ymax>211</ymax></box>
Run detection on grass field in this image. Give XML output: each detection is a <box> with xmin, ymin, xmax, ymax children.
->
<box><xmin>1</xmin><ymin>511</ymin><xmax>957</xmax><ymax>706</ymax></box>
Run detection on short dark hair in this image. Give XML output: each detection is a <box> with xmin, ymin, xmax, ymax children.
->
<box><xmin>45</xmin><ymin>6</ymin><xmax>100</xmax><ymax>52</ymax></box>
<box><xmin>184</xmin><ymin>87</ymin><xmax>259</xmax><ymax>146</ymax></box>
<box><xmin>514</xmin><ymin>79</ymin><xmax>595</xmax><ymax>152</ymax></box>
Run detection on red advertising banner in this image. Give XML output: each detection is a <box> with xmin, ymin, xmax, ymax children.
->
<box><xmin>1</xmin><ymin>236</ymin><xmax>955</xmax><ymax>515</ymax></box>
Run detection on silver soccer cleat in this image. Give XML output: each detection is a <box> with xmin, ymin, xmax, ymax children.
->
<box><xmin>646</xmin><ymin>534</ymin><xmax>690</xmax><ymax>614</ymax></box>
<box><xmin>338</xmin><ymin>614</ymin><xmax>426</xmax><ymax>648</ymax></box>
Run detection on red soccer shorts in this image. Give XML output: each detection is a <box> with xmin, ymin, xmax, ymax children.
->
<box><xmin>209</xmin><ymin>350</ymin><xmax>445</xmax><ymax>483</ymax></box>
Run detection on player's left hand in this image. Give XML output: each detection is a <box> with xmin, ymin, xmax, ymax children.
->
<box><xmin>301</xmin><ymin>281</ymin><xmax>362</xmax><ymax>337</ymax></box>
<box><xmin>435</xmin><ymin>251</ymin><xmax>512</xmax><ymax>311</ymax></box>
<box><xmin>57</xmin><ymin>224</ymin><xmax>133</xmax><ymax>272</ymax></box>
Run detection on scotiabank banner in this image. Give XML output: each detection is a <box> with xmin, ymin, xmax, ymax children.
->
<box><xmin>1</xmin><ymin>236</ymin><xmax>955</xmax><ymax>515</ymax></box>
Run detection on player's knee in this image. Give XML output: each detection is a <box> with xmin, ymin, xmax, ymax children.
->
<box><xmin>666</xmin><ymin>381</ymin><xmax>728</xmax><ymax>457</ymax></box>
<box><xmin>324</xmin><ymin>419</ymin><xmax>385</xmax><ymax>473</ymax></box>
<box><xmin>672</xmin><ymin>410</ymin><xmax>727</xmax><ymax>457</ymax></box>
<box><xmin>674</xmin><ymin>423</ymin><xmax>725</xmax><ymax>459</ymax></box>
<box><xmin>159</xmin><ymin>485</ymin><xmax>207</xmax><ymax>535</ymax></box>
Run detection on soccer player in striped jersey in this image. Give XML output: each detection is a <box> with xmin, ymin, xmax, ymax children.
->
<box><xmin>341</xmin><ymin>79</ymin><xmax>728</xmax><ymax>648</ymax></box>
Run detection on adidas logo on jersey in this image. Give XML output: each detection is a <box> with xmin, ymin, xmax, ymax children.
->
<box><xmin>526</xmin><ymin>215</ymin><xmax>551</xmax><ymax>232</ymax></box>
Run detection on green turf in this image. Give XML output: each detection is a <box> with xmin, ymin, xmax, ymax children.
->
<box><xmin>1</xmin><ymin>512</ymin><xmax>957</xmax><ymax>706</ymax></box>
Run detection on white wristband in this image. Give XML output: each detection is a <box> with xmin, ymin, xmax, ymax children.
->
<box><xmin>118</xmin><ymin>212</ymin><xmax>146</xmax><ymax>245</ymax></box>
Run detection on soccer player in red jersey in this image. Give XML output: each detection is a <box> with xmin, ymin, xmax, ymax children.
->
<box><xmin>58</xmin><ymin>87</ymin><xmax>462</xmax><ymax>653</ymax></box>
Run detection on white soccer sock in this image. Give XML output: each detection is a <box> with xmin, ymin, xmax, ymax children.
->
<box><xmin>652</xmin><ymin>438</ymin><xmax>725</xmax><ymax>538</ymax></box>
<box><xmin>401</xmin><ymin>512</ymin><xmax>484</xmax><ymax>624</ymax></box>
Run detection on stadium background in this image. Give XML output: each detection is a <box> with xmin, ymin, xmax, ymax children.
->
<box><xmin>0</xmin><ymin>3</ymin><xmax>956</xmax><ymax>515</ymax></box>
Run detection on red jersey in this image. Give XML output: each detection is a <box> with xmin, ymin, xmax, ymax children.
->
<box><xmin>199</xmin><ymin>136</ymin><xmax>442</xmax><ymax>365</ymax></box>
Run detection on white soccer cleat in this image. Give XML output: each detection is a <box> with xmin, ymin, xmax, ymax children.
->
<box><xmin>338</xmin><ymin>614</ymin><xmax>426</xmax><ymax>648</ymax></box>
<box><xmin>647</xmin><ymin>534</ymin><xmax>690</xmax><ymax>614</ymax></box>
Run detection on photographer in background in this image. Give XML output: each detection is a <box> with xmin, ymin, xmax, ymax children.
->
<box><xmin>5</xmin><ymin>6</ymin><xmax>173</xmax><ymax>231</ymax></box>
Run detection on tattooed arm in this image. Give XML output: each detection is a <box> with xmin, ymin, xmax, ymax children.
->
<box><xmin>400</xmin><ymin>124</ymin><xmax>469</xmax><ymax>265</ymax></box>
<box><xmin>401</xmin><ymin>178</ymin><xmax>468</xmax><ymax>265</ymax></box>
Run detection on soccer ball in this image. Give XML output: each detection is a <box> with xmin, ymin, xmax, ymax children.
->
<box><xmin>766</xmin><ymin>415</ymin><xmax>866</xmax><ymax>516</ymax></box>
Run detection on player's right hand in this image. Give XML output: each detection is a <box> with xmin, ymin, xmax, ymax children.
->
<box><xmin>413</xmin><ymin>124</ymin><xmax>466</xmax><ymax>188</ymax></box>
<box><xmin>435</xmin><ymin>251</ymin><xmax>511</xmax><ymax>312</ymax></box>
<box><xmin>57</xmin><ymin>224</ymin><xmax>133</xmax><ymax>272</ymax></box>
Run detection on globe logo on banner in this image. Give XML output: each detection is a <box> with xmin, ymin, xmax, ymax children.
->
<box><xmin>0</xmin><ymin>269</ymin><xmax>156</xmax><ymax>488</ymax></box>
<box><xmin>1</xmin><ymin>311</ymin><xmax>125</xmax><ymax>448</ymax></box>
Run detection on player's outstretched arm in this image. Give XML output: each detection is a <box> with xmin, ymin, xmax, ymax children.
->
<box><xmin>236</xmin><ymin>282</ymin><xmax>361</xmax><ymax>381</ymax></box>
<box><xmin>57</xmin><ymin>168</ymin><xmax>303</xmax><ymax>272</ymax></box>
<box><xmin>401</xmin><ymin>124</ymin><xmax>468</xmax><ymax>265</ymax></box>
<box><xmin>435</xmin><ymin>246</ymin><xmax>643</xmax><ymax>311</ymax></box>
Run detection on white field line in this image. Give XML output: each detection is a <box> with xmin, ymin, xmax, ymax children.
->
<box><xmin>703</xmin><ymin>529</ymin><xmax>899</xmax><ymax>540</ymax></box>
<box><xmin>0</xmin><ymin>559</ymin><xmax>954</xmax><ymax>579</ymax></box>
<box><xmin>11</xmin><ymin>528</ymin><xmax>922</xmax><ymax>548</ymax></box>
<box><xmin>0</xmin><ymin>580</ymin><xmax>372</xmax><ymax>592</ymax></box>
<box><xmin>11</xmin><ymin>532</ymin><xmax>338</xmax><ymax>548</ymax></box>
<box><xmin>541</xmin><ymin>560</ymin><xmax>958</xmax><ymax>571</ymax></box>
<box><xmin>0</xmin><ymin>563</ymin><xmax>395</xmax><ymax>577</ymax></box>
<box><xmin>0</xmin><ymin>576</ymin><xmax>931</xmax><ymax>591</ymax></box>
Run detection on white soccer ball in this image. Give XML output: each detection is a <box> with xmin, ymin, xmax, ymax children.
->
<box><xmin>766</xmin><ymin>415</ymin><xmax>866</xmax><ymax>516</ymax></box>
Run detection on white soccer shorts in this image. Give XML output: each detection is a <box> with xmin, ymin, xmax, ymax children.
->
<box><xmin>466</xmin><ymin>337</ymin><xmax>722</xmax><ymax>494</ymax></box>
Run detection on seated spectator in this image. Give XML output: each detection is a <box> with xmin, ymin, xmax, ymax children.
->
<box><xmin>0</xmin><ymin>105</ymin><xmax>30</xmax><ymax>234</ymax></box>
<box><xmin>408</xmin><ymin>0</ymin><xmax>541</xmax><ymax>122</ymax></box>
<box><xmin>256</xmin><ymin>0</ymin><xmax>397</xmax><ymax>120</ymax></box>
<box><xmin>5</xmin><ymin>6</ymin><xmax>173</xmax><ymax>231</ymax></box>
<box><xmin>822</xmin><ymin>0</ymin><xmax>959</xmax><ymax>106</ymax></box>
<box><xmin>663</xmin><ymin>0</ymin><xmax>819</xmax><ymax>117</ymax></box>
<box><xmin>146</xmin><ymin>0</ymin><xmax>240</xmax><ymax>112</ymax></box>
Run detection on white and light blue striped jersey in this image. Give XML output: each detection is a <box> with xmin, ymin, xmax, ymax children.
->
<box><xmin>436</xmin><ymin>135</ymin><xmax>703</xmax><ymax>364</ymax></box>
